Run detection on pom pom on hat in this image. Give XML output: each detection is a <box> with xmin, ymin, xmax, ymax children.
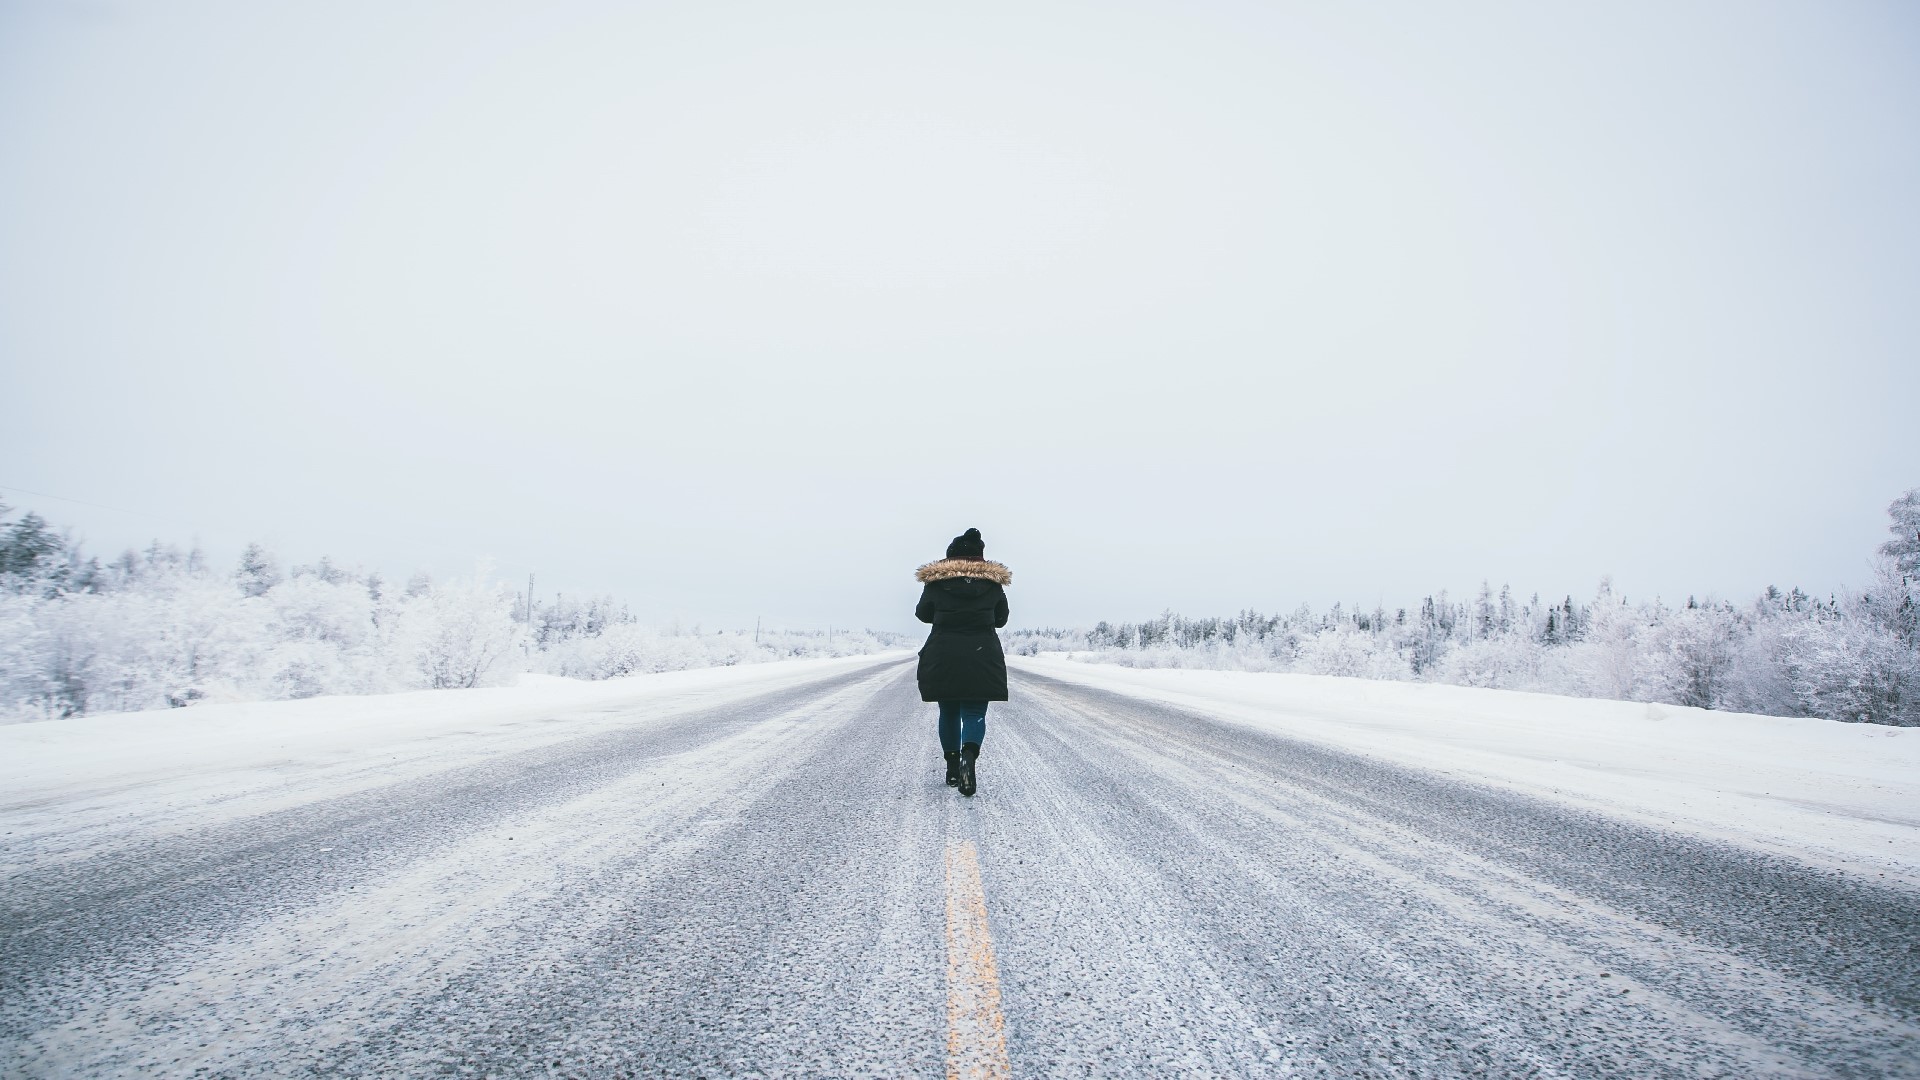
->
<box><xmin>946</xmin><ymin>528</ymin><xmax>985</xmax><ymax>559</ymax></box>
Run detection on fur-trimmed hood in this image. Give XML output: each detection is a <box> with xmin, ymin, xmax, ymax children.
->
<box><xmin>915</xmin><ymin>558</ymin><xmax>1012</xmax><ymax>586</ymax></box>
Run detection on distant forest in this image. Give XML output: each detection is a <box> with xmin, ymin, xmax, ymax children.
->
<box><xmin>1007</xmin><ymin>489</ymin><xmax>1920</xmax><ymax>727</ymax></box>
<box><xmin>0</xmin><ymin>506</ymin><xmax>902</xmax><ymax>721</ymax></box>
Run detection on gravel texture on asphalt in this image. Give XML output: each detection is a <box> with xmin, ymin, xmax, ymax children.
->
<box><xmin>2</xmin><ymin>659</ymin><xmax>1915</xmax><ymax>1077</ymax></box>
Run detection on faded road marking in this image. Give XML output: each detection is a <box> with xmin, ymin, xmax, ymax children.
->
<box><xmin>945</xmin><ymin>840</ymin><xmax>1010</xmax><ymax>1080</ymax></box>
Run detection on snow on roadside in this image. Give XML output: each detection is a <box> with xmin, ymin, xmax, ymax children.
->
<box><xmin>10</xmin><ymin>680</ymin><xmax>873</xmax><ymax>1077</ymax></box>
<box><xmin>1013</xmin><ymin>653</ymin><xmax>1920</xmax><ymax>889</ymax></box>
<box><xmin>0</xmin><ymin>652</ymin><xmax>912</xmax><ymax>872</ymax></box>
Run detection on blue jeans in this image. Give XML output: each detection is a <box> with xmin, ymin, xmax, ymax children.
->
<box><xmin>937</xmin><ymin>700</ymin><xmax>989</xmax><ymax>754</ymax></box>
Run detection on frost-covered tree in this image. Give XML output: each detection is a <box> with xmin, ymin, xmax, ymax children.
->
<box><xmin>1643</xmin><ymin>601</ymin><xmax>1740</xmax><ymax>709</ymax></box>
<box><xmin>1881</xmin><ymin>488</ymin><xmax>1920</xmax><ymax>582</ymax></box>
<box><xmin>1011</xmin><ymin>490</ymin><xmax>1920</xmax><ymax>725</ymax></box>
<box><xmin>1776</xmin><ymin>608</ymin><xmax>1918</xmax><ymax>726</ymax></box>
<box><xmin>0</xmin><ymin>506</ymin><xmax>899</xmax><ymax>721</ymax></box>
<box><xmin>397</xmin><ymin>573</ymin><xmax>519</xmax><ymax>690</ymax></box>
<box><xmin>235</xmin><ymin>543</ymin><xmax>282</xmax><ymax>598</ymax></box>
<box><xmin>1297</xmin><ymin>626</ymin><xmax>1410</xmax><ymax>679</ymax></box>
<box><xmin>256</xmin><ymin>574</ymin><xmax>384</xmax><ymax>698</ymax></box>
<box><xmin>1471</xmin><ymin>582</ymin><xmax>1496</xmax><ymax>641</ymax></box>
<box><xmin>0</xmin><ymin>507</ymin><xmax>73</xmax><ymax>596</ymax></box>
<box><xmin>1871</xmin><ymin>490</ymin><xmax>1920</xmax><ymax>648</ymax></box>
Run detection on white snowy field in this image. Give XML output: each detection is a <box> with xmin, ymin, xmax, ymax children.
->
<box><xmin>0</xmin><ymin>652</ymin><xmax>914</xmax><ymax>873</ymax></box>
<box><xmin>1015</xmin><ymin>654</ymin><xmax>1920</xmax><ymax>889</ymax></box>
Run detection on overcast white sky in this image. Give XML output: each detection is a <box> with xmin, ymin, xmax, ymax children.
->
<box><xmin>2</xmin><ymin>0</ymin><xmax>1916</xmax><ymax>632</ymax></box>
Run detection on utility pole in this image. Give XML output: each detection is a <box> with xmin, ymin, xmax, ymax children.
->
<box><xmin>755</xmin><ymin>616</ymin><xmax>761</xmax><ymax>644</ymax></box>
<box><xmin>525</xmin><ymin>573</ymin><xmax>535</xmax><ymax>660</ymax></box>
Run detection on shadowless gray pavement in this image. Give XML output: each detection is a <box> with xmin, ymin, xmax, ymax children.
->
<box><xmin>3</xmin><ymin>658</ymin><xmax>1915</xmax><ymax>1077</ymax></box>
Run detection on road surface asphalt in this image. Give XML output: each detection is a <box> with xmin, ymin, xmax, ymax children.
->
<box><xmin>3</xmin><ymin>656</ymin><xmax>1916</xmax><ymax>1077</ymax></box>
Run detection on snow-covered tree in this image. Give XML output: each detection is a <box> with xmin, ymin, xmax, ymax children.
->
<box><xmin>1881</xmin><ymin>488</ymin><xmax>1920</xmax><ymax>582</ymax></box>
<box><xmin>395</xmin><ymin>572</ymin><xmax>520</xmax><ymax>690</ymax></box>
<box><xmin>1641</xmin><ymin>601</ymin><xmax>1740</xmax><ymax>709</ymax></box>
<box><xmin>0</xmin><ymin>506</ymin><xmax>76</xmax><ymax>597</ymax></box>
<box><xmin>235</xmin><ymin>543</ymin><xmax>282</xmax><ymax>598</ymax></box>
<box><xmin>1777</xmin><ymin>610</ymin><xmax>1918</xmax><ymax>725</ymax></box>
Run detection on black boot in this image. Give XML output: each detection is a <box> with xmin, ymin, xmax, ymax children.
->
<box><xmin>958</xmin><ymin>742</ymin><xmax>980</xmax><ymax>797</ymax></box>
<box><xmin>944</xmin><ymin>751</ymin><xmax>962</xmax><ymax>787</ymax></box>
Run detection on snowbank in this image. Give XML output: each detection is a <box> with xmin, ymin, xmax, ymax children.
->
<box><xmin>1013</xmin><ymin>654</ymin><xmax>1920</xmax><ymax>888</ymax></box>
<box><xmin>0</xmin><ymin>652</ymin><xmax>912</xmax><ymax>870</ymax></box>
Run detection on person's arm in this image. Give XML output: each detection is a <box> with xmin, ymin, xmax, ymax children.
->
<box><xmin>916</xmin><ymin>584</ymin><xmax>937</xmax><ymax>624</ymax></box>
<box><xmin>994</xmin><ymin>586</ymin><xmax>1009</xmax><ymax>629</ymax></box>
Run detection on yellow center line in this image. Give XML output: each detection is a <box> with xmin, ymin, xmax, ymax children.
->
<box><xmin>945</xmin><ymin>839</ymin><xmax>1011</xmax><ymax>1080</ymax></box>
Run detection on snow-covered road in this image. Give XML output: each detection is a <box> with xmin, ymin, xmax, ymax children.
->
<box><xmin>3</xmin><ymin>656</ymin><xmax>1915</xmax><ymax>1077</ymax></box>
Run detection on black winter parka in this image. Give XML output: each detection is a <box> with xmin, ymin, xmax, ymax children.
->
<box><xmin>913</xmin><ymin>558</ymin><xmax>1012</xmax><ymax>702</ymax></box>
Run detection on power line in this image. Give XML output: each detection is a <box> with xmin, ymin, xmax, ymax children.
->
<box><xmin>0</xmin><ymin>483</ymin><xmax>151</xmax><ymax>518</ymax></box>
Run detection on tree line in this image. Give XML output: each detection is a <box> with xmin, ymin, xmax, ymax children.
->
<box><xmin>1007</xmin><ymin>489</ymin><xmax>1920</xmax><ymax>726</ymax></box>
<box><xmin>0</xmin><ymin>507</ymin><xmax>902</xmax><ymax>721</ymax></box>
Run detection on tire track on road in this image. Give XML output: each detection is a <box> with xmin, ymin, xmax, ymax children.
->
<box><xmin>1018</xmin><ymin>669</ymin><xmax>1920</xmax><ymax>1022</ymax></box>
<box><xmin>0</xmin><ymin>659</ymin><xmax>908</xmax><ymax>1052</ymax></box>
<box><xmin>1000</xmin><ymin>670</ymin><xmax>1920</xmax><ymax>1077</ymax></box>
<box><xmin>306</xmin><ymin>668</ymin><xmax>952</xmax><ymax>1078</ymax></box>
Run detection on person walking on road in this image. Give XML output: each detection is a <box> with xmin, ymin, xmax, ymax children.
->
<box><xmin>915</xmin><ymin>528</ymin><xmax>1011</xmax><ymax>797</ymax></box>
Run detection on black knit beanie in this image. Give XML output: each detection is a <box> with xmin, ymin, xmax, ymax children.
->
<box><xmin>946</xmin><ymin>528</ymin><xmax>985</xmax><ymax>559</ymax></box>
